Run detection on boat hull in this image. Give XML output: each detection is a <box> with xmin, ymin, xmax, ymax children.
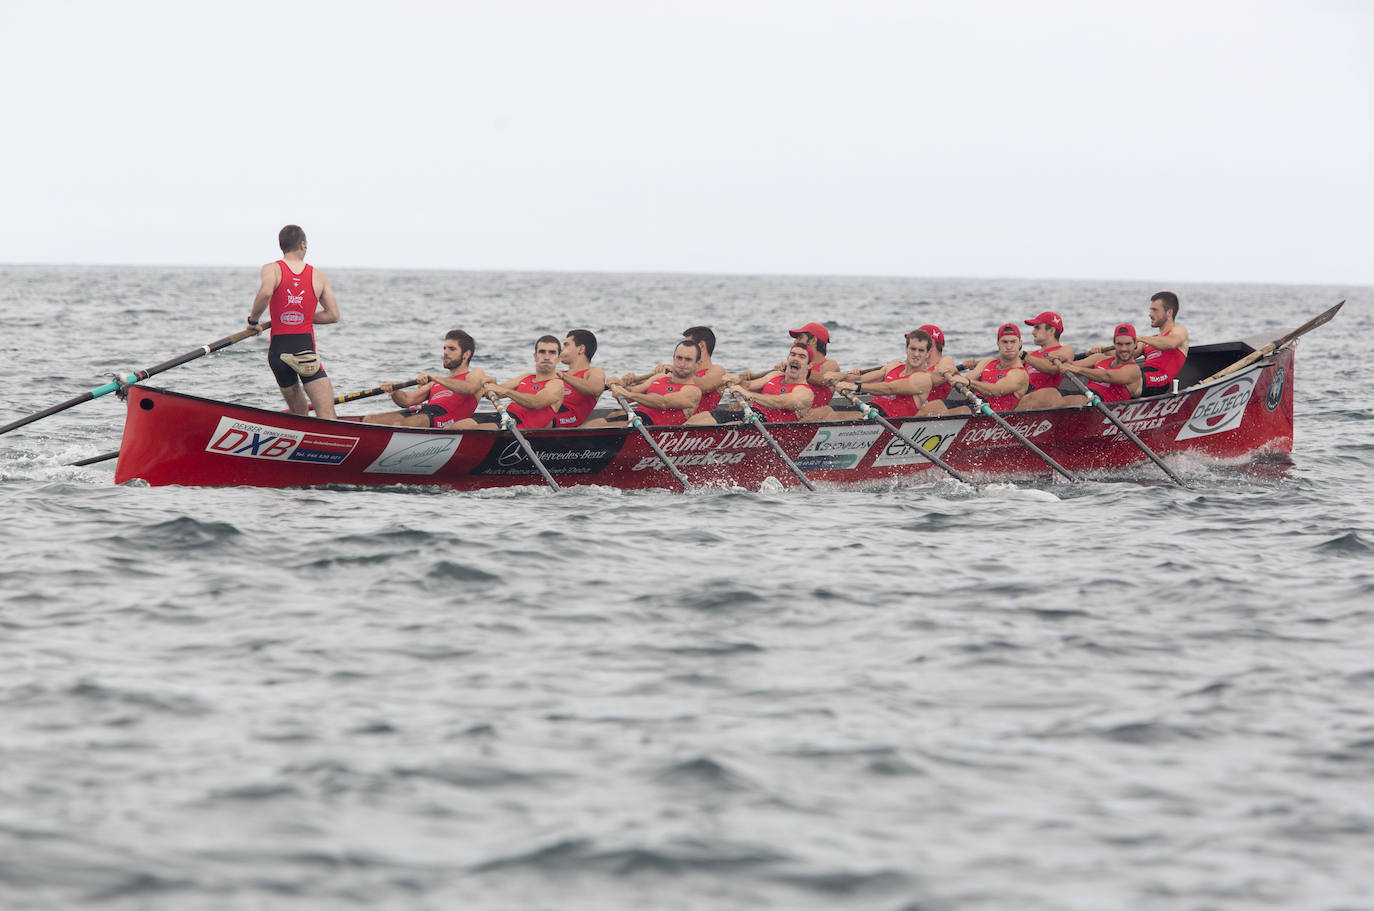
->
<box><xmin>112</xmin><ymin>346</ymin><xmax>1295</xmax><ymax>489</ymax></box>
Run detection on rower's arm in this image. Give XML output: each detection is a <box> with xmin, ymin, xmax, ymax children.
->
<box><xmin>738</xmin><ymin>372</ymin><xmax>780</xmax><ymax>393</ymax></box>
<box><xmin>853</xmin><ymin>371</ymin><xmax>933</xmax><ymax>398</ymax></box>
<box><xmin>315</xmin><ymin>273</ymin><xmax>340</xmax><ymax>325</ymax></box>
<box><xmin>426</xmin><ymin>368</ymin><xmax>487</xmax><ymax>396</ymax></box>
<box><xmin>502</xmin><ymin>377</ymin><xmax>565</xmax><ymax>410</ymax></box>
<box><xmin>561</xmin><ymin>367</ymin><xmax>607</xmax><ymax>396</ymax></box>
<box><xmin>1025</xmin><ymin>346</ymin><xmax>1076</xmax><ymax>373</ymax></box>
<box><xmin>389</xmin><ymin>383</ymin><xmax>429</xmax><ymax>407</ymax></box>
<box><xmin>626</xmin><ymin>384</ymin><xmax>702</xmax><ymax>412</ymax></box>
<box><xmin>248</xmin><ymin>262</ymin><xmax>278</xmax><ymax>323</ymax></box>
<box><xmin>745</xmin><ymin>385</ymin><xmax>814</xmax><ymax>412</ymax></box>
<box><xmin>968</xmin><ymin>367</ymin><xmax>1028</xmax><ymax>398</ymax></box>
<box><xmin>807</xmin><ymin>358</ymin><xmax>840</xmax><ymax>385</ymax></box>
<box><xmin>694</xmin><ymin>364</ymin><xmax>728</xmax><ymax>393</ymax></box>
<box><xmin>1137</xmin><ymin>325</ymin><xmax>1188</xmax><ymax>351</ymax></box>
<box><xmin>1070</xmin><ymin>363</ymin><xmax>1141</xmax><ymax>387</ymax></box>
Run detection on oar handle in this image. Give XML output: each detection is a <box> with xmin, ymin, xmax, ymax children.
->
<box><xmin>334</xmin><ymin>378</ymin><xmax>420</xmax><ymax>405</ymax></box>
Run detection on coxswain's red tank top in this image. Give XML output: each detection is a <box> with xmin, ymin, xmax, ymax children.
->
<box><xmin>425</xmin><ymin>371</ymin><xmax>478</xmax><ymax>427</ymax></box>
<box><xmin>871</xmin><ymin>363</ymin><xmax>920</xmax><ymax>419</ymax></box>
<box><xmin>807</xmin><ymin>355</ymin><xmax>834</xmax><ymax>408</ymax></box>
<box><xmin>636</xmin><ymin>374</ymin><xmax>696</xmax><ymax>426</ymax></box>
<box><xmin>977</xmin><ymin>360</ymin><xmax>1026</xmax><ymax>412</ymax></box>
<box><xmin>506</xmin><ymin>375</ymin><xmax>557</xmax><ymax>429</ymax></box>
<box><xmin>557</xmin><ymin>368</ymin><xmax>598</xmax><ymax>428</ymax></box>
<box><xmin>927</xmin><ymin>364</ymin><xmax>952</xmax><ymax>402</ymax></box>
<box><xmin>1142</xmin><ymin>343</ymin><xmax>1186</xmax><ymax>388</ymax></box>
<box><xmin>1025</xmin><ymin>344</ymin><xmax>1066</xmax><ymax>392</ymax></box>
<box><xmin>1088</xmin><ymin>359</ymin><xmax>1135</xmax><ymax>403</ymax></box>
<box><xmin>269</xmin><ymin>261</ymin><xmax>317</xmax><ymax>338</ymax></box>
<box><xmin>752</xmin><ymin>376</ymin><xmax>813</xmax><ymax>423</ymax></box>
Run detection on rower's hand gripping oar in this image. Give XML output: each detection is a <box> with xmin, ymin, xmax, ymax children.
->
<box><xmin>2</xmin><ymin>321</ymin><xmax>271</xmax><ymax>438</ymax></box>
<box><xmin>730</xmin><ymin>387</ymin><xmax>816</xmax><ymax>491</ymax></box>
<box><xmin>1062</xmin><ymin>374</ymin><xmax>1186</xmax><ymax>487</ymax></box>
<box><xmin>954</xmin><ymin>380</ymin><xmax>1078</xmax><ymax>482</ymax></box>
<box><xmin>1193</xmin><ymin>299</ymin><xmax>1345</xmax><ymax>388</ymax></box>
<box><xmin>612</xmin><ymin>393</ymin><xmax>692</xmax><ymax>491</ymax></box>
<box><xmin>484</xmin><ymin>391</ymin><xmax>560</xmax><ymax>491</ymax></box>
<box><xmin>835</xmin><ymin>387</ymin><xmax>968</xmax><ymax>484</ymax></box>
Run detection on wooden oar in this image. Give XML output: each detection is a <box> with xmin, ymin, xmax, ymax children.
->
<box><xmin>70</xmin><ymin>376</ymin><xmax>425</xmax><ymax>466</ymax></box>
<box><xmin>955</xmin><ymin>381</ymin><xmax>1078</xmax><ymax>482</ymax></box>
<box><xmin>485</xmin><ymin>392</ymin><xmax>560</xmax><ymax>491</ymax></box>
<box><xmin>731</xmin><ymin>388</ymin><xmax>816</xmax><ymax>491</ymax></box>
<box><xmin>835</xmin><ymin>388</ymin><xmax>968</xmax><ymax>484</ymax></box>
<box><xmin>2</xmin><ymin>322</ymin><xmax>270</xmax><ymax>438</ymax></box>
<box><xmin>1193</xmin><ymin>300</ymin><xmax>1345</xmax><ymax>387</ymax></box>
<box><xmin>1062</xmin><ymin>374</ymin><xmax>1186</xmax><ymax>487</ymax></box>
<box><xmin>613</xmin><ymin>394</ymin><xmax>691</xmax><ymax>490</ymax></box>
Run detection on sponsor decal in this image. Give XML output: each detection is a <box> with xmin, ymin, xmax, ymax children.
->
<box><xmin>630</xmin><ymin>427</ymin><xmax>771</xmax><ymax>472</ymax></box>
<box><xmin>795</xmin><ymin>425</ymin><xmax>884</xmax><ymax>471</ymax></box>
<box><xmin>957</xmin><ymin>417</ymin><xmax>1053</xmax><ymax>447</ymax></box>
<box><xmin>1265</xmin><ymin>366</ymin><xmax>1286</xmax><ymax>411</ymax></box>
<box><xmin>286</xmin><ymin>290</ymin><xmax>306</xmax><ymax>306</ymax></box>
<box><xmin>469</xmin><ymin>433</ymin><xmax>625</xmax><ymax>477</ymax></box>
<box><xmin>1175</xmin><ymin>375</ymin><xmax>1256</xmax><ymax>440</ymax></box>
<box><xmin>871</xmin><ymin>418</ymin><xmax>963</xmax><ymax>467</ymax></box>
<box><xmin>364</xmin><ymin>434</ymin><xmax>462</xmax><ymax>475</ymax></box>
<box><xmin>1099</xmin><ymin>394</ymin><xmax>1189</xmax><ymax>438</ymax></box>
<box><xmin>279</xmin><ymin>311</ymin><xmax>305</xmax><ymax>326</ymax></box>
<box><xmin>206</xmin><ymin>416</ymin><xmax>358</xmax><ymax>465</ymax></box>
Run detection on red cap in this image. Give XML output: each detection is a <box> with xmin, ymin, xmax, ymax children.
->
<box><xmin>997</xmin><ymin>322</ymin><xmax>1022</xmax><ymax>339</ymax></box>
<box><xmin>918</xmin><ymin>324</ymin><xmax>944</xmax><ymax>349</ymax></box>
<box><xmin>789</xmin><ymin>322</ymin><xmax>830</xmax><ymax>345</ymax></box>
<box><xmin>1024</xmin><ymin>311</ymin><xmax>1064</xmax><ymax>333</ymax></box>
<box><xmin>1114</xmin><ymin>323</ymin><xmax>1137</xmax><ymax>339</ymax></box>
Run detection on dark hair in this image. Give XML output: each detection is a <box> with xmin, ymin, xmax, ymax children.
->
<box><xmin>535</xmin><ymin>334</ymin><xmax>560</xmax><ymax>351</ymax></box>
<box><xmin>804</xmin><ymin>334</ymin><xmax>828</xmax><ymax>355</ymax></box>
<box><xmin>444</xmin><ymin>329</ymin><xmax>475</xmax><ymax>364</ymax></box>
<box><xmin>1151</xmin><ymin>291</ymin><xmax>1180</xmax><ymax>318</ymax></box>
<box><xmin>565</xmin><ymin>329</ymin><xmax>597</xmax><ymax>360</ymax></box>
<box><xmin>278</xmin><ymin>225</ymin><xmax>306</xmax><ymax>254</ymax></box>
<box><xmin>674</xmin><ymin>339</ymin><xmax>700</xmax><ymax>362</ymax></box>
<box><xmin>683</xmin><ymin>326</ymin><xmax>716</xmax><ymax>355</ymax></box>
<box><xmin>905</xmin><ymin>329</ymin><xmax>933</xmax><ymax>349</ymax></box>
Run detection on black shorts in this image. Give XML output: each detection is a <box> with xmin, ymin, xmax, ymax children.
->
<box><xmin>413</xmin><ymin>403</ymin><xmax>446</xmax><ymax>427</ymax></box>
<box><xmin>268</xmin><ymin>333</ymin><xmax>327</xmax><ymax>388</ymax></box>
<box><xmin>1140</xmin><ymin>366</ymin><xmax>1174</xmax><ymax>395</ymax></box>
<box><xmin>708</xmin><ymin>406</ymin><xmax>741</xmax><ymax>423</ymax></box>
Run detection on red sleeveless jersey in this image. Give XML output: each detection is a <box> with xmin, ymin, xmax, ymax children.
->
<box><xmin>926</xmin><ymin>364</ymin><xmax>952</xmax><ymax>402</ymax></box>
<box><xmin>871</xmin><ymin>363</ymin><xmax>920</xmax><ymax>419</ymax></box>
<box><xmin>1088</xmin><ymin>359</ymin><xmax>1135</xmax><ymax>403</ymax></box>
<box><xmin>695</xmin><ymin>367</ymin><xmax>721</xmax><ymax>413</ymax></box>
<box><xmin>752</xmin><ymin>375</ymin><xmax>813</xmax><ymax>422</ymax></box>
<box><xmin>269</xmin><ymin>261</ymin><xmax>317</xmax><ymax>336</ymax></box>
<box><xmin>635</xmin><ymin>374</ymin><xmax>697</xmax><ymax>426</ymax></box>
<box><xmin>807</xmin><ymin>356</ymin><xmax>833</xmax><ymax>408</ymax></box>
<box><xmin>424</xmin><ymin>371</ymin><xmax>478</xmax><ymax>427</ymax></box>
<box><xmin>1025</xmin><ymin>344</ymin><xmax>1066</xmax><ymax>392</ymax></box>
<box><xmin>506</xmin><ymin>375</ymin><xmax>558</xmax><ymax>429</ymax></box>
<box><xmin>977</xmin><ymin>360</ymin><xmax>1026</xmax><ymax>412</ymax></box>
<box><xmin>557</xmin><ymin>368</ymin><xmax>598</xmax><ymax>427</ymax></box>
<box><xmin>1142</xmin><ymin>343</ymin><xmax>1186</xmax><ymax>387</ymax></box>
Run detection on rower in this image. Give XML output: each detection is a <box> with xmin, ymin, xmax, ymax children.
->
<box><xmin>933</xmin><ymin>323</ymin><xmax>1029</xmax><ymax>414</ymax></box>
<box><xmin>831</xmin><ymin>329</ymin><xmax>935</xmax><ymax>418</ymax></box>
<box><xmin>555</xmin><ymin>329</ymin><xmax>606</xmax><ymax>428</ymax></box>
<box><xmin>687</xmin><ymin>344</ymin><xmax>814</xmax><ymax>425</ymax></box>
<box><xmin>584</xmin><ymin>340</ymin><xmax>703</xmax><ymax>427</ymax></box>
<box><xmin>1086</xmin><ymin>292</ymin><xmax>1188</xmax><ymax>395</ymax></box>
<box><xmin>1059</xmin><ymin>323</ymin><xmax>1143</xmax><ymax>404</ymax></box>
<box><xmin>452</xmin><ymin>335</ymin><xmax>566</xmax><ymax>430</ymax></box>
<box><xmin>914</xmin><ymin>324</ymin><xmax>960</xmax><ymax>415</ymax></box>
<box><xmin>738</xmin><ymin>322</ymin><xmax>839</xmax><ymax>420</ymax></box>
<box><xmin>1015</xmin><ymin>311</ymin><xmax>1076</xmax><ymax>410</ymax></box>
<box><xmin>361</xmin><ymin>329</ymin><xmax>487</xmax><ymax>427</ymax></box>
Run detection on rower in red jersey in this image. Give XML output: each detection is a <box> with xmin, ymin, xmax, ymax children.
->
<box><xmin>453</xmin><ymin>335</ymin><xmax>566</xmax><ymax>430</ymax></box>
<box><xmin>362</xmin><ymin>329</ymin><xmax>487</xmax><ymax>427</ymax></box>
<box><xmin>687</xmin><ymin>344</ymin><xmax>815</xmax><ymax>425</ymax></box>
<box><xmin>555</xmin><ymin>329</ymin><xmax>606</xmax><ymax>428</ymax></box>
<box><xmin>1086</xmin><ymin>292</ymin><xmax>1188</xmax><ymax>396</ymax></box>
<box><xmin>831</xmin><ymin>329</ymin><xmax>935</xmax><ymax>418</ymax></box>
<box><xmin>1060</xmin><ymin>323</ymin><xmax>1144</xmax><ymax>404</ymax></box>
<box><xmin>939</xmin><ymin>323</ymin><xmax>1030</xmax><ymax>414</ymax></box>
<box><xmin>914</xmin><ymin>323</ymin><xmax>961</xmax><ymax>415</ymax></box>
<box><xmin>738</xmin><ymin>322</ymin><xmax>839</xmax><ymax>419</ymax></box>
<box><xmin>1015</xmin><ymin>310</ymin><xmax>1076</xmax><ymax>410</ymax></box>
<box><xmin>680</xmin><ymin>326</ymin><xmax>728</xmax><ymax>415</ymax></box>
<box><xmin>586</xmin><ymin>340</ymin><xmax>704</xmax><ymax>427</ymax></box>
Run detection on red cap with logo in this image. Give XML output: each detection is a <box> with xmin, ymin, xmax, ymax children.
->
<box><xmin>997</xmin><ymin>322</ymin><xmax>1022</xmax><ymax>339</ymax></box>
<box><xmin>1114</xmin><ymin>323</ymin><xmax>1137</xmax><ymax>339</ymax></box>
<box><xmin>1024</xmin><ymin>311</ymin><xmax>1064</xmax><ymax>333</ymax></box>
<box><xmin>917</xmin><ymin>324</ymin><xmax>944</xmax><ymax>349</ymax></box>
<box><xmin>789</xmin><ymin>322</ymin><xmax>830</xmax><ymax>345</ymax></box>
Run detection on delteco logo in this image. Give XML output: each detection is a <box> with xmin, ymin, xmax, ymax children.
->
<box><xmin>1176</xmin><ymin>375</ymin><xmax>1256</xmax><ymax>441</ymax></box>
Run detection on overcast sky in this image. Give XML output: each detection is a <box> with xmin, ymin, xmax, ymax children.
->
<box><xmin>2</xmin><ymin>0</ymin><xmax>1369</xmax><ymax>284</ymax></box>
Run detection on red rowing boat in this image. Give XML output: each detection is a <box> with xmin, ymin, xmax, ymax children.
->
<box><xmin>111</xmin><ymin>337</ymin><xmax>1298</xmax><ymax>490</ymax></box>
